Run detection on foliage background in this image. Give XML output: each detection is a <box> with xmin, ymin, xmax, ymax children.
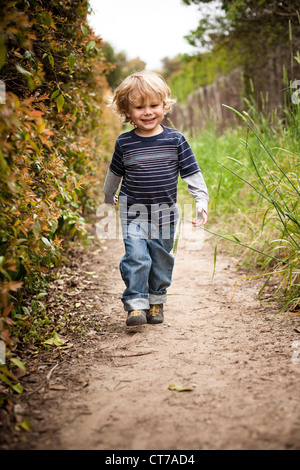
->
<box><xmin>1</xmin><ymin>0</ymin><xmax>299</xmax><ymax>399</ymax></box>
<box><xmin>0</xmin><ymin>0</ymin><xmax>121</xmax><ymax>387</ymax></box>
<box><xmin>166</xmin><ymin>0</ymin><xmax>300</xmax><ymax>109</ymax></box>
<box><xmin>171</xmin><ymin>0</ymin><xmax>300</xmax><ymax>314</ymax></box>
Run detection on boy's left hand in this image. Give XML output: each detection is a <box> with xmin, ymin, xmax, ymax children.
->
<box><xmin>192</xmin><ymin>209</ymin><xmax>207</xmax><ymax>227</ymax></box>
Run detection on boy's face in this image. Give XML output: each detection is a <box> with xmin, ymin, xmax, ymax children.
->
<box><xmin>126</xmin><ymin>93</ymin><xmax>165</xmax><ymax>137</ymax></box>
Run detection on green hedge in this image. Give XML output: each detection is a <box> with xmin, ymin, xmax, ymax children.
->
<box><xmin>0</xmin><ymin>0</ymin><xmax>120</xmax><ymax>374</ymax></box>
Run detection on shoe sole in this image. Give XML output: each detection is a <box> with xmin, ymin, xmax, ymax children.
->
<box><xmin>126</xmin><ymin>315</ymin><xmax>147</xmax><ymax>327</ymax></box>
<box><xmin>146</xmin><ymin>316</ymin><xmax>164</xmax><ymax>324</ymax></box>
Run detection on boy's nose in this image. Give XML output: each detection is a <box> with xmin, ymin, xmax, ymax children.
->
<box><xmin>144</xmin><ymin>107</ymin><xmax>152</xmax><ymax>114</ymax></box>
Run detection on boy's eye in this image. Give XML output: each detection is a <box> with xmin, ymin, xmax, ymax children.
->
<box><xmin>134</xmin><ymin>103</ymin><xmax>160</xmax><ymax>110</ymax></box>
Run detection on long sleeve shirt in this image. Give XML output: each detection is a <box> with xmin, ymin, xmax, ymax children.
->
<box><xmin>104</xmin><ymin>126</ymin><xmax>209</xmax><ymax>225</ymax></box>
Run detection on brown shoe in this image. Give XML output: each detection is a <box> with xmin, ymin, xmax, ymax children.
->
<box><xmin>146</xmin><ymin>304</ymin><xmax>164</xmax><ymax>324</ymax></box>
<box><xmin>126</xmin><ymin>309</ymin><xmax>147</xmax><ymax>326</ymax></box>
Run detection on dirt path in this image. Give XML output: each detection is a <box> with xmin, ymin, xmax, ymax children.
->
<box><xmin>3</xmin><ymin>221</ymin><xmax>300</xmax><ymax>450</ymax></box>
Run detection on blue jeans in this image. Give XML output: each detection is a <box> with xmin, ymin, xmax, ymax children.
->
<box><xmin>119</xmin><ymin>221</ymin><xmax>176</xmax><ymax>311</ymax></box>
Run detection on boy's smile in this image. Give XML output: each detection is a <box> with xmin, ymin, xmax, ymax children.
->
<box><xmin>127</xmin><ymin>96</ymin><xmax>165</xmax><ymax>137</ymax></box>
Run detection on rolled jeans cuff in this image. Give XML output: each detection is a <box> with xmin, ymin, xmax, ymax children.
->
<box><xmin>123</xmin><ymin>297</ymin><xmax>149</xmax><ymax>312</ymax></box>
<box><xmin>149</xmin><ymin>293</ymin><xmax>167</xmax><ymax>305</ymax></box>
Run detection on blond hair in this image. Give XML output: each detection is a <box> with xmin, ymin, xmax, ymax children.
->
<box><xmin>110</xmin><ymin>71</ymin><xmax>176</xmax><ymax>123</ymax></box>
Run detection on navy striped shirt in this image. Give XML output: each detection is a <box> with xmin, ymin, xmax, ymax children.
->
<box><xmin>109</xmin><ymin>126</ymin><xmax>201</xmax><ymax>225</ymax></box>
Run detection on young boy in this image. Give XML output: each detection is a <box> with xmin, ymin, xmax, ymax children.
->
<box><xmin>104</xmin><ymin>71</ymin><xmax>209</xmax><ymax>327</ymax></box>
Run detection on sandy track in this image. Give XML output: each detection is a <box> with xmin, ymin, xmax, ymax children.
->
<box><xmin>4</xmin><ymin>221</ymin><xmax>300</xmax><ymax>450</ymax></box>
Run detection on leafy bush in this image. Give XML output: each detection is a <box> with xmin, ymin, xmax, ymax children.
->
<box><xmin>0</xmin><ymin>0</ymin><xmax>120</xmax><ymax>383</ymax></box>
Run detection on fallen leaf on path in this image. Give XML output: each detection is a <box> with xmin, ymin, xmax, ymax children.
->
<box><xmin>168</xmin><ymin>384</ymin><xmax>194</xmax><ymax>392</ymax></box>
<box><xmin>14</xmin><ymin>368</ymin><xmax>27</xmax><ymax>379</ymax></box>
<box><xmin>48</xmin><ymin>383</ymin><xmax>68</xmax><ymax>390</ymax></box>
<box><xmin>43</xmin><ymin>332</ymin><xmax>65</xmax><ymax>346</ymax></box>
<box><xmin>10</xmin><ymin>357</ymin><xmax>26</xmax><ymax>372</ymax></box>
<box><xmin>42</xmin><ymin>332</ymin><xmax>72</xmax><ymax>349</ymax></box>
<box><xmin>19</xmin><ymin>418</ymin><xmax>32</xmax><ymax>432</ymax></box>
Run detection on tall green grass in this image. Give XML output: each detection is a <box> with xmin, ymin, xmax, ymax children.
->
<box><xmin>178</xmin><ymin>89</ymin><xmax>300</xmax><ymax>313</ymax></box>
